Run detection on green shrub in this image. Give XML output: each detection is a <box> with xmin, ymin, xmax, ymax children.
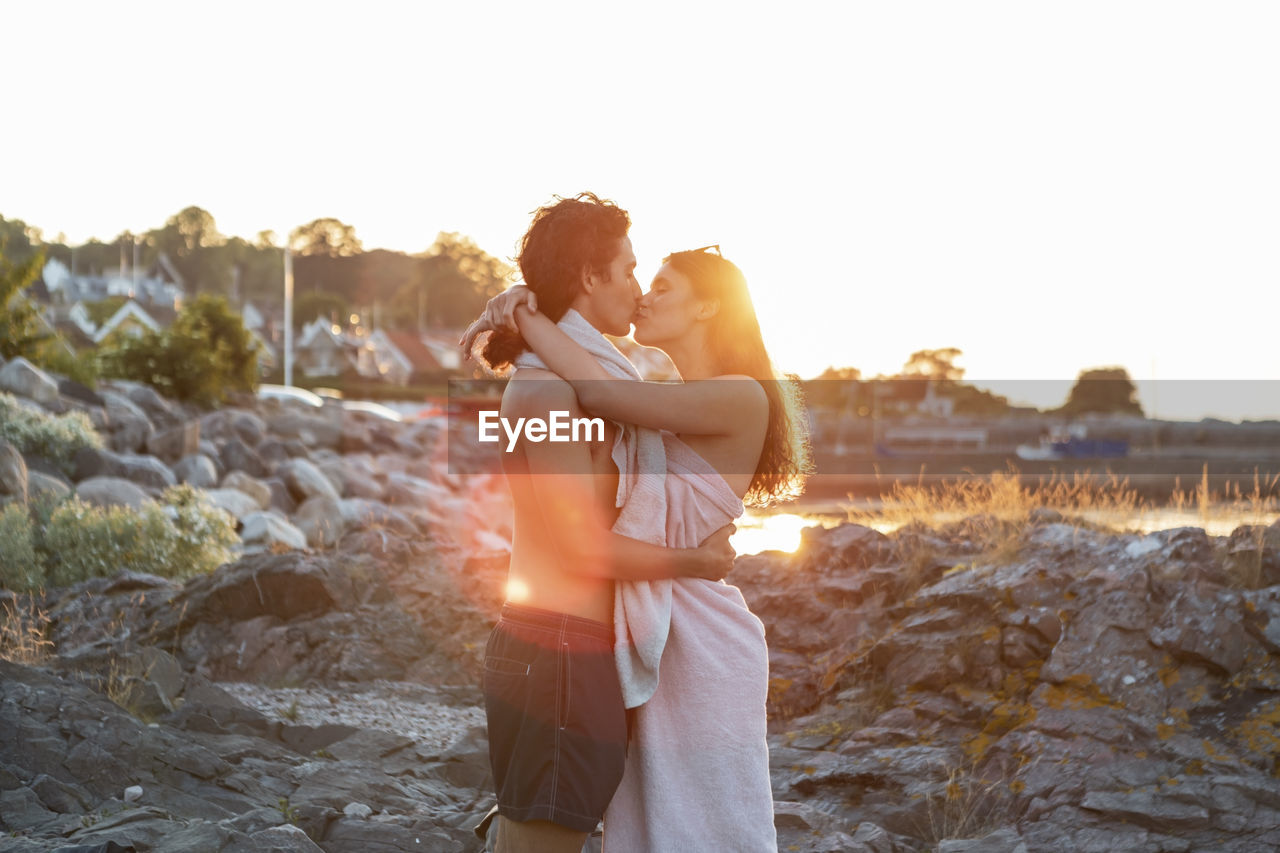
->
<box><xmin>0</xmin><ymin>503</ymin><xmax>41</xmax><ymax>592</ymax></box>
<box><xmin>0</xmin><ymin>392</ymin><xmax>103</xmax><ymax>474</ymax></box>
<box><xmin>99</xmin><ymin>294</ymin><xmax>259</xmax><ymax>407</ymax></box>
<box><xmin>40</xmin><ymin>486</ymin><xmax>237</xmax><ymax>587</ymax></box>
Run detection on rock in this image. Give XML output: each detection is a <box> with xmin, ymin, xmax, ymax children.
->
<box><xmin>259</xmin><ymin>438</ymin><xmax>293</xmax><ymax>467</ymax></box>
<box><xmin>124</xmin><ymin>784</ymin><xmax>143</xmax><ymax>802</ymax></box>
<box><xmin>205</xmin><ymin>488</ymin><xmax>264</xmax><ymax>523</ymax></box>
<box><xmin>1225</xmin><ymin>524</ymin><xmax>1280</xmax><ymax>588</ymax></box>
<box><xmin>266</xmin><ymin>477</ymin><xmax>298</xmax><ymax>514</ymax></box>
<box><xmin>938</xmin><ymin>830</ymin><xmax>1028</xmax><ymax>852</ymax></box>
<box><xmin>343</xmin><ymin>801</ymin><xmax>373</xmax><ymax>819</ymax></box>
<box><xmin>74</xmin><ymin>476</ymin><xmax>150</xmax><ymax>510</ymax></box>
<box><xmin>278</xmin><ymin>458</ymin><xmax>341</xmax><ymax>504</ymax></box>
<box><xmin>230</xmin><ymin>409</ymin><xmax>268</xmax><ymax>446</ymax></box>
<box><xmin>72</xmin><ymin>447</ymin><xmax>176</xmax><ymax>490</ymax></box>
<box><xmin>145</xmin><ymin>420</ymin><xmax>200</xmax><ymax>463</ymax></box>
<box><xmin>173</xmin><ymin>453</ymin><xmax>220</xmax><ymax>488</ymax></box>
<box><xmin>99</xmin><ymin>389</ymin><xmax>155</xmax><ymax>453</ymax></box>
<box><xmin>294</xmin><ymin>495</ymin><xmax>344</xmax><ymax>548</ymax></box>
<box><xmin>1150</xmin><ymin>588</ymin><xmax>1248</xmax><ymax>675</ymax></box>
<box><xmin>221</xmin><ymin>470</ymin><xmax>273</xmax><ymax>509</ymax></box>
<box><xmin>57</xmin><ymin>377</ymin><xmax>105</xmax><ymax>408</ymax></box>
<box><xmin>244</xmin><ymin>823</ymin><xmax>327</xmax><ymax>851</ymax></box>
<box><xmin>798</xmin><ymin>522</ymin><xmax>893</xmax><ymax>571</ymax></box>
<box><xmin>240</xmin><ymin>511</ymin><xmax>307</xmax><ymax>552</ymax></box>
<box><xmin>0</xmin><ymin>356</ymin><xmax>59</xmax><ymax>405</ymax></box>
<box><xmin>0</xmin><ymin>439</ymin><xmax>29</xmax><ymax>504</ymax></box>
<box><xmin>266</xmin><ymin>411</ymin><xmax>341</xmax><ymax>449</ymax></box>
<box><xmin>26</xmin><ymin>469</ymin><xmax>71</xmax><ymax>503</ymax></box>
<box><xmin>120</xmin><ymin>380</ymin><xmax>184</xmax><ymax>428</ymax></box>
<box><xmin>220</xmin><ymin>437</ymin><xmax>269</xmax><ymax>478</ymax></box>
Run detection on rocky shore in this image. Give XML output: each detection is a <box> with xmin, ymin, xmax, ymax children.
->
<box><xmin>3</xmin><ymin>355</ymin><xmax>1280</xmax><ymax>851</ymax></box>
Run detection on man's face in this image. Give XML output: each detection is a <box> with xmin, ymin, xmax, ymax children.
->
<box><xmin>584</xmin><ymin>236</ymin><xmax>642</xmax><ymax>337</ymax></box>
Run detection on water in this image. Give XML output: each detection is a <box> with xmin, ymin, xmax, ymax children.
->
<box><xmin>732</xmin><ymin>505</ymin><xmax>1280</xmax><ymax>556</ymax></box>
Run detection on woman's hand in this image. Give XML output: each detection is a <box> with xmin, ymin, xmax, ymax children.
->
<box><xmin>687</xmin><ymin>523</ymin><xmax>738</xmax><ymax>581</ymax></box>
<box><xmin>458</xmin><ymin>284</ymin><xmax>538</xmax><ymax>360</ymax></box>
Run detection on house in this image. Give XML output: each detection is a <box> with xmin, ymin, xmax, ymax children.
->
<box><xmin>358</xmin><ymin>329</ymin><xmax>446</xmax><ymax>385</ymax></box>
<box><xmin>872</xmin><ymin>378</ymin><xmax>956</xmax><ymax>418</ymax></box>
<box><xmin>418</xmin><ymin>329</ymin><xmax>465</xmax><ymax>372</ymax></box>
<box><xmin>295</xmin><ymin>318</ymin><xmax>352</xmax><ymax>377</ymax></box>
<box><xmin>92</xmin><ymin>300</ymin><xmax>162</xmax><ymax>344</ymax></box>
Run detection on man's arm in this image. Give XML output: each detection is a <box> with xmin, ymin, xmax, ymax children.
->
<box><xmin>507</xmin><ymin>374</ymin><xmax>734</xmax><ymax>582</ymax></box>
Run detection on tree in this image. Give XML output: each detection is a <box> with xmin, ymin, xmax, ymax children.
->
<box><xmin>396</xmin><ymin>232</ymin><xmax>512</xmax><ymax>329</ymax></box>
<box><xmin>148</xmin><ymin>206</ymin><xmax>228</xmax><ymax>295</ymax></box>
<box><xmin>0</xmin><ymin>241</ymin><xmax>48</xmax><ymax>359</ymax></box>
<box><xmin>1058</xmin><ymin>367</ymin><xmax>1144</xmax><ymax>416</ymax></box>
<box><xmin>100</xmin><ymin>295</ymin><xmax>259</xmax><ymax>407</ymax></box>
<box><xmin>804</xmin><ymin>365</ymin><xmax>862</xmax><ymax>411</ymax></box>
<box><xmin>289</xmin><ymin>218</ymin><xmax>363</xmax><ymax>257</ymax></box>
<box><xmin>292</xmin><ymin>292</ymin><xmax>348</xmax><ymax>331</ymax></box>
<box><xmin>901</xmin><ymin>347</ymin><xmax>965</xmax><ymax>381</ymax></box>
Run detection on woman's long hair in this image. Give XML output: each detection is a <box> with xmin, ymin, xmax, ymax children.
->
<box><xmin>663</xmin><ymin>249</ymin><xmax>813</xmax><ymax>505</ymax></box>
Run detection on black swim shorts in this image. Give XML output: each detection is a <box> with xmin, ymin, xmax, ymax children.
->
<box><xmin>482</xmin><ymin>602</ymin><xmax>626</xmax><ymax>833</ymax></box>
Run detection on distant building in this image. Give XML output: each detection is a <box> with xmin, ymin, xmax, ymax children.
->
<box><xmin>295</xmin><ymin>318</ymin><xmax>352</xmax><ymax>377</ymax></box>
<box><xmin>92</xmin><ymin>300</ymin><xmax>162</xmax><ymax>344</ymax></box>
<box><xmin>358</xmin><ymin>329</ymin><xmax>447</xmax><ymax>385</ymax></box>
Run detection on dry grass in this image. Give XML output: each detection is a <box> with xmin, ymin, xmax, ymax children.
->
<box><xmin>0</xmin><ymin>596</ymin><xmax>54</xmax><ymax>665</ymax></box>
<box><xmin>846</xmin><ymin>464</ymin><xmax>1280</xmax><ymax>545</ymax></box>
<box><xmin>912</xmin><ymin>753</ymin><xmax>1036</xmax><ymax>846</ymax></box>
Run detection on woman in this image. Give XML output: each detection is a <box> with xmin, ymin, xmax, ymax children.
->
<box><xmin>465</xmin><ymin>246</ymin><xmax>811</xmax><ymax>851</ymax></box>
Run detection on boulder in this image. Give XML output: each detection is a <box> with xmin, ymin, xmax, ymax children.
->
<box><xmin>74</xmin><ymin>476</ymin><xmax>150</xmax><ymax>510</ymax></box>
<box><xmin>266</xmin><ymin>411</ymin><xmax>341</xmax><ymax>449</ymax></box>
<box><xmin>240</xmin><ymin>511</ymin><xmax>307</xmax><ymax>552</ymax></box>
<box><xmin>145</xmin><ymin>420</ymin><xmax>201</xmax><ymax>463</ymax></box>
<box><xmin>26</xmin><ymin>469</ymin><xmax>71</xmax><ymax>503</ymax></box>
<box><xmin>278</xmin><ymin>458</ymin><xmax>341</xmax><ymax>504</ymax></box>
<box><xmin>0</xmin><ymin>440</ymin><xmax>28</xmax><ymax>504</ymax></box>
<box><xmin>72</xmin><ymin>447</ymin><xmax>176</xmax><ymax>490</ymax></box>
<box><xmin>294</xmin><ymin>495</ymin><xmax>344</xmax><ymax>548</ymax></box>
<box><xmin>173</xmin><ymin>453</ymin><xmax>220</xmax><ymax>489</ymax></box>
<box><xmin>0</xmin><ymin>357</ymin><xmax>59</xmax><ymax>405</ymax></box>
<box><xmin>220</xmin><ymin>438</ymin><xmax>269</xmax><ymax>478</ymax></box>
<box><xmin>229</xmin><ymin>409</ymin><xmax>268</xmax><ymax>446</ymax></box>
<box><xmin>99</xmin><ymin>389</ymin><xmax>154</xmax><ymax>453</ymax></box>
<box><xmin>221</xmin><ymin>470</ymin><xmax>273</xmax><ymax>509</ymax></box>
<box><xmin>204</xmin><ymin>488</ymin><xmax>263</xmax><ymax>523</ymax></box>
<box><xmin>120</xmin><ymin>381</ymin><xmax>184</xmax><ymax>428</ymax></box>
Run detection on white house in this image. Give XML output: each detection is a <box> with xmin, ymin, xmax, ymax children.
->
<box><xmin>295</xmin><ymin>318</ymin><xmax>352</xmax><ymax>377</ymax></box>
<box><xmin>92</xmin><ymin>300</ymin><xmax>162</xmax><ymax>344</ymax></box>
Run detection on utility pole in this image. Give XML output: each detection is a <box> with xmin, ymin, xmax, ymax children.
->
<box><xmin>284</xmin><ymin>247</ymin><xmax>294</xmax><ymax>386</ymax></box>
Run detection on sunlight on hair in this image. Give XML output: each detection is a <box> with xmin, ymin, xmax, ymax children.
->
<box><xmin>505</xmin><ymin>578</ymin><xmax>531</xmax><ymax>603</ymax></box>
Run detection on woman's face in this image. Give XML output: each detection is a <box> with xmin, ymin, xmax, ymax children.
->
<box><xmin>633</xmin><ymin>262</ymin><xmax>704</xmax><ymax>348</ymax></box>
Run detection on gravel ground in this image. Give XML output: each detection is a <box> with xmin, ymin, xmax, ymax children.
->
<box><xmin>218</xmin><ymin>679</ymin><xmax>486</xmax><ymax>752</ymax></box>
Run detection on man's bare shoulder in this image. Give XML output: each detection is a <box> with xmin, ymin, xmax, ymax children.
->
<box><xmin>503</xmin><ymin>368</ymin><xmax>579</xmax><ymax>416</ymax></box>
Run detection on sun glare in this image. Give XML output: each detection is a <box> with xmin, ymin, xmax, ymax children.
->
<box><xmin>505</xmin><ymin>578</ymin><xmax>530</xmax><ymax>602</ymax></box>
<box><xmin>731</xmin><ymin>512</ymin><xmax>824</xmax><ymax>556</ymax></box>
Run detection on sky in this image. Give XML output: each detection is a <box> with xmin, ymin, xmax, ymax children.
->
<box><xmin>3</xmin><ymin>1</ymin><xmax>1278</xmax><ymax>420</ymax></box>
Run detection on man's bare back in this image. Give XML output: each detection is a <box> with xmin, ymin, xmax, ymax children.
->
<box><xmin>500</xmin><ymin>368</ymin><xmax>621</xmax><ymax>623</ymax></box>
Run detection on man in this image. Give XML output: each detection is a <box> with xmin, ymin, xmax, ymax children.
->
<box><xmin>463</xmin><ymin>193</ymin><xmax>736</xmax><ymax>853</ymax></box>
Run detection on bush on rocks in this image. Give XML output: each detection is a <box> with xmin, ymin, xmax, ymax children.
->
<box><xmin>0</xmin><ymin>485</ymin><xmax>237</xmax><ymax>590</ymax></box>
<box><xmin>0</xmin><ymin>502</ymin><xmax>40</xmax><ymax>591</ymax></box>
<box><xmin>0</xmin><ymin>392</ymin><xmax>103</xmax><ymax>474</ymax></box>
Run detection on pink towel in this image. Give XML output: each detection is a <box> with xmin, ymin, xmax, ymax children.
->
<box><xmin>603</xmin><ymin>434</ymin><xmax>777</xmax><ymax>852</ymax></box>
